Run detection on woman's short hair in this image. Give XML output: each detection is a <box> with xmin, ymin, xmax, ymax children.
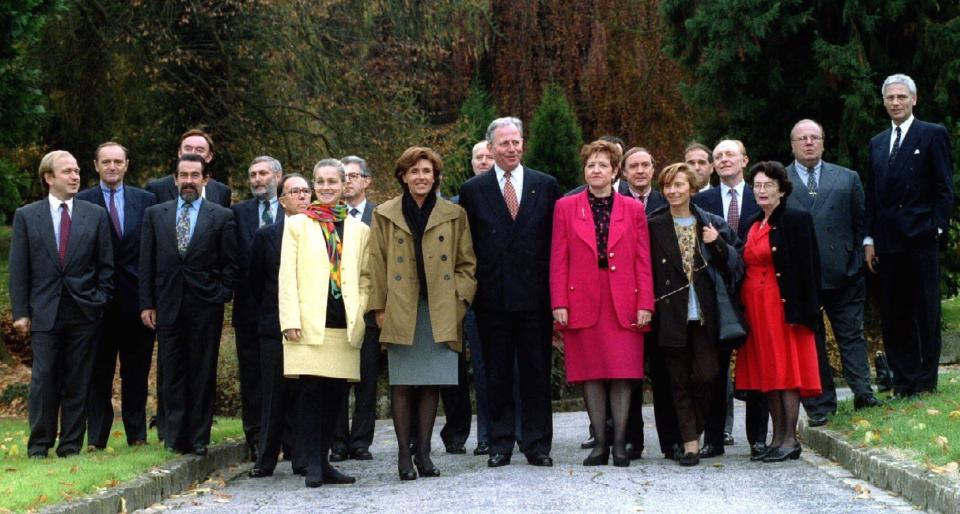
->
<box><xmin>579</xmin><ymin>140</ymin><xmax>623</xmax><ymax>171</ymax></box>
<box><xmin>748</xmin><ymin>160</ymin><xmax>793</xmax><ymax>198</ymax></box>
<box><xmin>658</xmin><ymin>162</ymin><xmax>701</xmax><ymax>194</ymax></box>
<box><xmin>394</xmin><ymin>146</ymin><xmax>443</xmax><ymax>194</ymax></box>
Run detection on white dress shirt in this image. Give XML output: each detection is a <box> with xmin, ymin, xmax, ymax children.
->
<box><xmin>48</xmin><ymin>194</ymin><xmax>74</xmax><ymax>252</ymax></box>
<box><xmin>719</xmin><ymin>179</ymin><xmax>746</xmax><ymax>220</ymax></box>
<box><xmin>494</xmin><ymin>164</ymin><xmax>524</xmax><ymax>205</ymax></box>
<box><xmin>890</xmin><ymin>115</ymin><xmax>915</xmax><ymax>153</ymax></box>
<box><xmin>348</xmin><ymin>199</ymin><xmax>367</xmax><ymax>220</ymax></box>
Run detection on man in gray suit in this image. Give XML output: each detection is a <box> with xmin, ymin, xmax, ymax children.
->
<box><xmin>10</xmin><ymin>150</ymin><xmax>115</xmax><ymax>458</ymax></box>
<box><xmin>785</xmin><ymin>119</ymin><xmax>881</xmax><ymax>426</ymax></box>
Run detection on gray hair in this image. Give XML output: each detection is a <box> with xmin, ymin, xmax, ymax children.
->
<box><xmin>249</xmin><ymin>155</ymin><xmax>282</xmax><ymax>174</ymax></box>
<box><xmin>881</xmin><ymin>74</ymin><xmax>917</xmax><ymax>97</ymax></box>
<box><xmin>485</xmin><ymin>117</ymin><xmax>523</xmax><ymax>143</ymax></box>
<box><xmin>340</xmin><ymin>155</ymin><xmax>370</xmax><ymax>177</ymax></box>
<box><xmin>472</xmin><ymin>140</ymin><xmax>489</xmax><ymax>157</ymax></box>
<box><xmin>313</xmin><ymin>158</ymin><xmax>345</xmax><ymax>181</ymax></box>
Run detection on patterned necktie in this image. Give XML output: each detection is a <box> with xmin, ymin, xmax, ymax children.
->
<box><xmin>59</xmin><ymin>203</ymin><xmax>71</xmax><ymax>266</ymax></box>
<box><xmin>261</xmin><ymin>200</ymin><xmax>274</xmax><ymax>227</ymax></box>
<box><xmin>109</xmin><ymin>188</ymin><xmax>123</xmax><ymax>237</ymax></box>
<box><xmin>503</xmin><ymin>169</ymin><xmax>519</xmax><ymax>219</ymax></box>
<box><xmin>349</xmin><ymin>207</ymin><xmax>360</xmax><ymax>218</ymax></box>
<box><xmin>889</xmin><ymin>126</ymin><xmax>902</xmax><ymax>168</ymax></box>
<box><xmin>806</xmin><ymin>165</ymin><xmax>818</xmax><ymax>196</ymax></box>
<box><xmin>177</xmin><ymin>202</ymin><xmax>192</xmax><ymax>256</ymax></box>
<box><xmin>727</xmin><ymin>189</ymin><xmax>740</xmax><ymax>235</ymax></box>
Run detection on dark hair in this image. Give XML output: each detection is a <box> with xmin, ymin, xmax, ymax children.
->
<box><xmin>599</xmin><ymin>135</ymin><xmax>626</xmax><ymax>150</ymax></box>
<box><xmin>683</xmin><ymin>142</ymin><xmax>712</xmax><ymax>162</ymax></box>
<box><xmin>748</xmin><ymin>160</ymin><xmax>793</xmax><ymax>198</ymax></box>
<box><xmin>394</xmin><ymin>146</ymin><xmax>442</xmax><ymax>194</ymax></box>
<box><xmin>177</xmin><ymin>153</ymin><xmax>208</xmax><ymax>177</ymax></box>
<box><xmin>179</xmin><ymin>128</ymin><xmax>214</xmax><ymax>150</ymax></box>
<box><xmin>278</xmin><ymin>172</ymin><xmax>308</xmax><ymax>197</ymax></box>
<box><xmin>621</xmin><ymin>147</ymin><xmax>656</xmax><ymax>177</ymax></box>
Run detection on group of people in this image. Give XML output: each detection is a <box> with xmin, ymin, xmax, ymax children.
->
<box><xmin>10</xmin><ymin>73</ymin><xmax>952</xmax><ymax>486</ymax></box>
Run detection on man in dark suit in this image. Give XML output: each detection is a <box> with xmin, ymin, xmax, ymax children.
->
<box><xmin>139</xmin><ymin>153</ymin><xmax>239</xmax><ymax>455</ymax></box>
<box><xmin>693</xmin><ymin>139</ymin><xmax>769</xmax><ymax>459</ymax></box>
<box><xmin>785</xmin><ymin>119</ymin><xmax>881</xmax><ymax>425</ymax></box>
<box><xmin>79</xmin><ymin>142</ymin><xmax>157</xmax><ymax>449</ymax></box>
<box><xmin>458</xmin><ymin>117</ymin><xmax>562</xmax><ymax>467</ymax></box>
<box><xmin>248</xmin><ymin>173</ymin><xmax>312</xmax><ymax>478</ymax></box>
<box><xmin>329</xmin><ymin>155</ymin><xmax>383</xmax><ymax>461</ymax></box>
<box><xmin>10</xmin><ymin>150</ymin><xmax>114</xmax><ymax>458</ymax></box>
<box><xmin>231</xmin><ymin>155</ymin><xmax>283</xmax><ymax>459</ymax></box>
<box><xmin>865</xmin><ymin>74</ymin><xmax>954</xmax><ymax>397</ymax></box>
<box><xmin>685</xmin><ymin>142</ymin><xmax>715</xmax><ymax>191</ymax></box>
<box><xmin>145</xmin><ymin>128</ymin><xmax>232</xmax><ymax>207</ymax></box>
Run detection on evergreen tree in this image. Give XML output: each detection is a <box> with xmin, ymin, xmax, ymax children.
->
<box><xmin>442</xmin><ymin>82</ymin><xmax>497</xmax><ymax>196</ymax></box>
<box><xmin>526</xmin><ymin>83</ymin><xmax>584</xmax><ymax>191</ymax></box>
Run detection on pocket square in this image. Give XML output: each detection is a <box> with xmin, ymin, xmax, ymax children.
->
<box><xmin>914</xmin><ymin>149</ymin><xmax>920</xmax><ymax>154</ymax></box>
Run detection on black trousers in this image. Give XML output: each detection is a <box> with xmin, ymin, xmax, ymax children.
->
<box><xmin>28</xmin><ymin>293</ymin><xmax>99</xmax><ymax>457</ymax></box>
<box><xmin>298</xmin><ymin>376</ymin><xmax>348</xmax><ymax>482</ymax></box>
<box><xmin>663</xmin><ymin>322</ymin><xmax>719</xmax><ymax>443</ymax></box>
<box><xmin>645</xmin><ymin>339</ymin><xmax>681</xmax><ymax>454</ymax></box>
<box><xmin>86</xmin><ymin>304</ymin><xmax>155</xmax><ymax>447</ymax></box>
<box><xmin>254</xmin><ymin>337</ymin><xmax>303</xmax><ymax>472</ymax></box>
<box><xmin>704</xmin><ymin>346</ymin><xmax>768</xmax><ymax>447</ymax></box>
<box><xmin>332</xmin><ymin>321</ymin><xmax>381</xmax><ymax>452</ymax></box>
<box><xmin>801</xmin><ymin>312</ymin><xmax>838</xmax><ymax>417</ymax></box>
<box><xmin>156</xmin><ymin>291</ymin><xmax>224</xmax><ymax>452</ymax></box>
<box><xmin>439</xmin><ymin>348</ymin><xmax>472</xmax><ymax>448</ymax></box>
<box><xmin>476</xmin><ymin>308</ymin><xmax>553</xmax><ymax>457</ymax></box>
<box><xmin>879</xmin><ymin>244</ymin><xmax>942</xmax><ymax>395</ymax></box>
<box><xmin>234</xmin><ymin>324</ymin><xmax>262</xmax><ymax>451</ymax></box>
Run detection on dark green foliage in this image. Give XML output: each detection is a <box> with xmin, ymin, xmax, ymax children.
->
<box><xmin>526</xmin><ymin>84</ymin><xmax>584</xmax><ymax>191</ymax></box>
<box><xmin>0</xmin><ymin>383</ymin><xmax>28</xmax><ymax>406</ymax></box>
<box><xmin>442</xmin><ymin>82</ymin><xmax>497</xmax><ymax>196</ymax></box>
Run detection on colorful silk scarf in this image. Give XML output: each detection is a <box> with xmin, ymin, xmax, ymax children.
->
<box><xmin>302</xmin><ymin>202</ymin><xmax>349</xmax><ymax>299</ymax></box>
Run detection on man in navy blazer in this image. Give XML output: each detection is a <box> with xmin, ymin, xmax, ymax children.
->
<box><xmin>78</xmin><ymin>142</ymin><xmax>157</xmax><ymax>448</ymax></box>
<box><xmin>10</xmin><ymin>150</ymin><xmax>114</xmax><ymax>458</ymax></box>
<box><xmin>458</xmin><ymin>117</ymin><xmax>563</xmax><ymax>467</ymax></box>
<box><xmin>230</xmin><ymin>156</ymin><xmax>283</xmax><ymax>459</ymax></box>
<box><xmin>145</xmin><ymin>129</ymin><xmax>232</xmax><ymax>207</ymax></box>
<box><xmin>692</xmin><ymin>139</ymin><xmax>769</xmax><ymax>459</ymax></box>
<box><xmin>864</xmin><ymin>74</ymin><xmax>954</xmax><ymax>397</ymax></box>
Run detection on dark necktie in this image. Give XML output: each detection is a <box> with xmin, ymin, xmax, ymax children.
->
<box><xmin>177</xmin><ymin>202</ymin><xmax>192</xmax><ymax>256</ymax></box>
<box><xmin>806</xmin><ymin>166</ymin><xmax>818</xmax><ymax>196</ymax></box>
<box><xmin>889</xmin><ymin>126</ymin><xmax>902</xmax><ymax>167</ymax></box>
<box><xmin>59</xmin><ymin>203</ymin><xmax>71</xmax><ymax>266</ymax></box>
<box><xmin>726</xmin><ymin>190</ymin><xmax>740</xmax><ymax>235</ymax></box>
<box><xmin>109</xmin><ymin>188</ymin><xmax>123</xmax><ymax>237</ymax></box>
<box><xmin>350</xmin><ymin>208</ymin><xmax>360</xmax><ymax>218</ymax></box>
<box><xmin>503</xmin><ymin>170</ymin><xmax>519</xmax><ymax>219</ymax></box>
<box><xmin>261</xmin><ymin>200</ymin><xmax>274</xmax><ymax>227</ymax></box>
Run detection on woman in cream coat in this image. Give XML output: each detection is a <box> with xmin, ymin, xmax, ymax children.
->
<box><xmin>279</xmin><ymin>158</ymin><xmax>370</xmax><ymax>488</ymax></box>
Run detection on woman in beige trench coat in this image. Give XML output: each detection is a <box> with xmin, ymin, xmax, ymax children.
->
<box><xmin>279</xmin><ymin>158</ymin><xmax>370</xmax><ymax>488</ymax></box>
<box><xmin>366</xmin><ymin>146</ymin><xmax>477</xmax><ymax>481</ymax></box>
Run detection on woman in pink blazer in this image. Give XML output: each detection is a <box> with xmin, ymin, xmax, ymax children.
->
<box><xmin>550</xmin><ymin>139</ymin><xmax>655</xmax><ymax>467</ymax></box>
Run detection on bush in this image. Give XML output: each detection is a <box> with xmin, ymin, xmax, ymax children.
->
<box><xmin>526</xmin><ymin>83</ymin><xmax>584</xmax><ymax>192</ymax></box>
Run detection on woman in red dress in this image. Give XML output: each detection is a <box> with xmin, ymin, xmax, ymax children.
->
<box><xmin>736</xmin><ymin>161</ymin><xmax>822</xmax><ymax>462</ymax></box>
<box><xmin>550</xmin><ymin>139</ymin><xmax>654</xmax><ymax>467</ymax></box>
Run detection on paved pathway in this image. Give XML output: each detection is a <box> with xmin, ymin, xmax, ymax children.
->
<box><xmin>147</xmin><ymin>403</ymin><xmax>922</xmax><ymax>513</ymax></box>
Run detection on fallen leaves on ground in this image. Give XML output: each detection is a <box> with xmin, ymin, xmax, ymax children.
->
<box><xmin>852</xmin><ymin>484</ymin><xmax>871</xmax><ymax>499</ymax></box>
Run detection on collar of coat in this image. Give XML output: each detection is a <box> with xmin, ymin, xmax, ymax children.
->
<box><xmin>376</xmin><ymin>194</ymin><xmax>461</xmax><ymax>235</ymax></box>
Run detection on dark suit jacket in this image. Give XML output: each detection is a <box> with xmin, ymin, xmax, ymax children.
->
<box><xmin>693</xmin><ymin>183</ymin><xmax>759</xmax><ymax>244</ymax></box>
<box><xmin>9</xmin><ymin>199</ymin><xmax>115</xmax><ymax>331</ymax></box>
<box><xmin>230</xmin><ymin>198</ymin><xmax>269</xmax><ymax>328</ymax></box>
<box><xmin>458</xmin><ymin>165</ymin><xmax>562</xmax><ymax>312</ymax></box>
<box><xmin>786</xmin><ymin>161</ymin><xmax>865</xmax><ymax>289</ymax></box>
<box><xmin>250</xmin><ymin>215</ymin><xmax>284</xmax><ymax>339</ymax></box>
<box><xmin>139</xmin><ymin>199</ymin><xmax>239</xmax><ymax>326</ymax></box>
<box><xmin>865</xmin><ymin>118</ymin><xmax>954</xmax><ymax>253</ymax></box>
<box><xmin>76</xmin><ymin>185</ymin><xmax>157</xmax><ymax>314</ymax></box>
<box><xmin>145</xmin><ymin>174</ymin><xmax>232</xmax><ymax>208</ymax></box>
<box><xmin>742</xmin><ymin>203</ymin><xmax>821</xmax><ymax>331</ymax></box>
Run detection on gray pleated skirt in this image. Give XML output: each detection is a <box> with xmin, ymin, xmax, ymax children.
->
<box><xmin>387</xmin><ymin>296</ymin><xmax>458</xmax><ymax>385</ymax></box>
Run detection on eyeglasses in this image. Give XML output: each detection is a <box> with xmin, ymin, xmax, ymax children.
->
<box><xmin>791</xmin><ymin>135</ymin><xmax>823</xmax><ymax>143</ymax></box>
<box><xmin>753</xmin><ymin>181</ymin><xmax>778</xmax><ymax>192</ymax></box>
<box><xmin>345</xmin><ymin>173</ymin><xmax>365</xmax><ymax>182</ymax></box>
<box><xmin>283</xmin><ymin>188</ymin><xmax>312</xmax><ymax>196</ymax></box>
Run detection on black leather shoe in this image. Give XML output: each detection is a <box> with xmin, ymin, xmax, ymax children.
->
<box><xmin>625</xmin><ymin>443</ymin><xmax>643</xmax><ymax>460</ymax></box>
<box><xmin>749</xmin><ymin>442</ymin><xmax>768</xmax><ymax>459</ymax></box>
<box><xmin>445</xmin><ymin>444</ymin><xmax>466</xmax><ymax>455</ymax></box>
<box><xmin>612</xmin><ymin>446</ymin><xmax>630</xmax><ymax>467</ymax></box>
<box><xmin>663</xmin><ymin>443</ymin><xmax>682</xmax><ymax>460</ymax></box>
<box><xmin>350</xmin><ymin>448</ymin><xmax>373</xmax><ymax>460</ymax></box>
<box><xmin>723</xmin><ymin>432</ymin><xmax>735</xmax><ymax>446</ymax></box>
<box><xmin>580</xmin><ymin>434</ymin><xmax>597</xmax><ymax>449</ymax></box>
<box><xmin>807</xmin><ymin>414</ymin><xmax>828</xmax><ymax>427</ymax></box>
<box><xmin>678</xmin><ymin>452</ymin><xmax>700</xmax><ymax>466</ymax></box>
<box><xmin>749</xmin><ymin>444</ymin><xmax>773</xmax><ymax>461</ymax></box>
<box><xmin>582</xmin><ymin>448</ymin><xmax>609</xmax><ymax>466</ymax></box>
<box><xmin>473</xmin><ymin>441</ymin><xmax>490</xmax><ymax>455</ymax></box>
<box><xmin>414</xmin><ymin>455</ymin><xmax>441</xmax><ymax>477</ymax></box>
<box><xmin>248</xmin><ymin>467</ymin><xmax>273</xmax><ymax>478</ymax></box>
<box><xmin>329</xmin><ymin>448</ymin><xmax>348</xmax><ymax>462</ymax></box>
<box><xmin>761</xmin><ymin>446</ymin><xmax>793</xmax><ymax>462</ymax></box>
<box><xmin>854</xmin><ymin>394</ymin><xmax>882</xmax><ymax>410</ymax></box>
<box><xmin>322</xmin><ymin>466</ymin><xmax>357</xmax><ymax>484</ymax></box>
<box><xmin>526</xmin><ymin>454</ymin><xmax>553</xmax><ymax>467</ymax></box>
<box><xmin>699</xmin><ymin>443</ymin><xmax>725</xmax><ymax>458</ymax></box>
<box><xmin>305</xmin><ymin>477</ymin><xmax>323</xmax><ymax>488</ymax></box>
<box><xmin>488</xmin><ymin>453</ymin><xmax>512</xmax><ymax>467</ymax></box>
<box><xmin>192</xmin><ymin>445</ymin><xmax>208</xmax><ymax>456</ymax></box>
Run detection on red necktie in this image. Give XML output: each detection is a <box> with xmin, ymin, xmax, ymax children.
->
<box><xmin>503</xmin><ymin>170</ymin><xmax>519</xmax><ymax>219</ymax></box>
<box><xmin>727</xmin><ymin>190</ymin><xmax>739</xmax><ymax>235</ymax></box>
<box><xmin>59</xmin><ymin>203</ymin><xmax>71</xmax><ymax>266</ymax></box>
<box><xmin>109</xmin><ymin>188</ymin><xmax>123</xmax><ymax>237</ymax></box>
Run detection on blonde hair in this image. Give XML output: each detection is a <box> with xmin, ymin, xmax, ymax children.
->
<box><xmin>38</xmin><ymin>150</ymin><xmax>74</xmax><ymax>181</ymax></box>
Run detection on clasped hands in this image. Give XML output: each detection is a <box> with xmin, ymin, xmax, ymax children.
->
<box><xmin>552</xmin><ymin>308</ymin><xmax>652</xmax><ymax>328</ymax></box>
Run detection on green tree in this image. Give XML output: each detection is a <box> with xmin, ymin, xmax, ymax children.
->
<box><xmin>442</xmin><ymin>82</ymin><xmax>497</xmax><ymax>196</ymax></box>
<box><xmin>526</xmin><ymin>83</ymin><xmax>584</xmax><ymax>191</ymax></box>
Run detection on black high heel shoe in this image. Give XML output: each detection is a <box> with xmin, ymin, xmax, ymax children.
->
<box><xmin>750</xmin><ymin>444</ymin><xmax>775</xmax><ymax>461</ymax></box>
<box><xmin>787</xmin><ymin>443</ymin><xmax>802</xmax><ymax>460</ymax></box>
<box><xmin>761</xmin><ymin>446</ymin><xmax>793</xmax><ymax>462</ymax></box>
<box><xmin>582</xmin><ymin>446</ymin><xmax>610</xmax><ymax>466</ymax></box>
<box><xmin>398</xmin><ymin>465</ymin><xmax>417</xmax><ymax>481</ymax></box>
<box><xmin>414</xmin><ymin>455</ymin><xmax>441</xmax><ymax>477</ymax></box>
<box><xmin>611</xmin><ymin>445</ymin><xmax>629</xmax><ymax>467</ymax></box>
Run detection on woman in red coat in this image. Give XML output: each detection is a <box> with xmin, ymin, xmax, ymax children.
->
<box><xmin>550</xmin><ymin>139</ymin><xmax>655</xmax><ymax>467</ymax></box>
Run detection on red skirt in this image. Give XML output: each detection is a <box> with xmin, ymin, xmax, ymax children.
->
<box><xmin>562</xmin><ymin>269</ymin><xmax>645</xmax><ymax>383</ymax></box>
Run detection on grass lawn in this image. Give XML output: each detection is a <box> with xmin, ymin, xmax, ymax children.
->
<box><xmin>942</xmin><ymin>296</ymin><xmax>960</xmax><ymax>329</ymax></box>
<box><xmin>0</xmin><ymin>224</ymin><xmax>10</xmax><ymax>312</ymax></box>
<box><xmin>828</xmin><ymin>371</ymin><xmax>960</xmax><ymax>473</ymax></box>
<box><xmin>0</xmin><ymin>417</ymin><xmax>243</xmax><ymax>513</ymax></box>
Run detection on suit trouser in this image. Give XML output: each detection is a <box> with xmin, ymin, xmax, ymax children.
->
<box><xmin>234</xmin><ymin>324</ymin><xmax>262</xmax><ymax>451</ymax></box>
<box><xmin>879</xmin><ymin>243</ymin><xmax>942</xmax><ymax>394</ymax></box>
<box><xmin>298</xmin><ymin>376</ymin><xmax>347</xmax><ymax>482</ymax></box>
<box><xmin>464</xmin><ymin>308</ymin><xmax>524</xmax><ymax>445</ymax></box>
<box><xmin>476</xmin><ymin>308</ymin><xmax>553</xmax><ymax>457</ymax></box>
<box><xmin>28</xmin><ymin>293</ymin><xmax>99</xmax><ymax>456</ymax></box>
<box><xmin>663</xmin><ymin>322</ymin><xmax>719</xmax><ymax>443</ymax></box>
<box><xmin>801</xmin><ymin>310</ymin><xmax>838</xmax><ymax>417</ymax></box>
<box><xmin>439</xmin><ymin>349</ymin><xmax>472</xmax><ymax>448</ymax></box>
<box><xmin>156</xmin><ymin>292</ymin><xmax>224</xmax><ymax>452</ymax></box>
<box><xmin>87</xmin><ymin>304</ymin><xmax>155</xmax><ymax>446</ymax></box>
<box><xmin>645</xmin><ymin>339</ymin><xmax>681</xmax><ymax>454</ymax></box>
<box><xmin>254</xmin><ymin>337</ymin><xmax>304</xmax><ymax>472</ymax></box>
<box><xmin>332</xmin><ymin>321</ymin><xmax>381</xmax><ymax>452</ymax></box>
<box><xmin>704</xmin><ymin>346</ymin><xmax>768</xmax><ymax>447</ymax></box>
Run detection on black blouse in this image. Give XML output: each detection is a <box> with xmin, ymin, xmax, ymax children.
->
<box><xmin>588</xmin><ymin>191</ymin><xmax>614</xmax><ymax>268</ymax></box>
<box><xmin>325</xmin><ymin>221</ymin><xmax>347</xmax><ymax>329</ymax></box>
